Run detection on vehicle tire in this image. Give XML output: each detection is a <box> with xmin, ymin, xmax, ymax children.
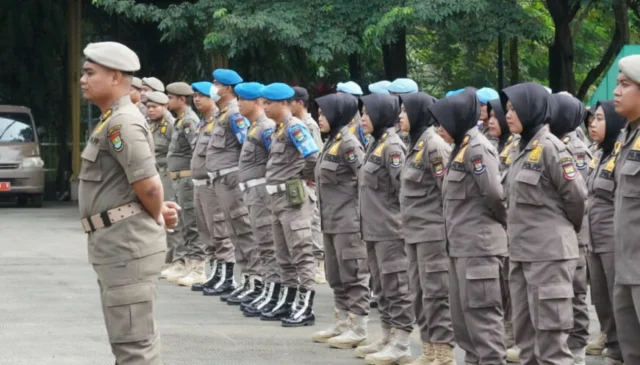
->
<box><xmin>30</xmin><ymin>194</ymin><xmax>43</xmax><ymax>208</ymax></box>
<box><xmin>17</xmin><ymin>195</ymin><xmax>28</xmax><ymax>206</ymax></box>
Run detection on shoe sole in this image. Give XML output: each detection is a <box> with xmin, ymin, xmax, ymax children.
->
<box><xmin>191</xmin><ymin>286</ymin><xmax>204</xmax><ymax>292</ymax></box>
<box><xmin>506</xmin><ymin>356</ymin><xmax>520</xmax><ymax>363</ymax></box>
<box><xmin>261</xmin><ymin>316</ymin><xmax>285</xmax><ymax>322</ymax></box>
<box><xmin>282</xmin><ymin>320</ymin><xmax>315</xmax><ymax>327</ymax></box>
<box><xmin>311</xmin><ymin>336</ymin><xmax>333</xmax><ymax>343</ymax></box>
<box><xmin>328</xmin><ymin>339</ymin><xmax>367</xmax><ymax>349</ymax></box>
<box><xmin>585</xmin><ymin>348</ymin><xmax>604</xmax><ymax>356</ymax></box>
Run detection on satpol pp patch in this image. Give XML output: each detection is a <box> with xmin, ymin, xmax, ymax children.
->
<box><xmin>390</xmin><ymin>152</ymin><xmax>402</xmax><ymax>167</ymax></box>
<box><xmin>560</xmin><ymin>157</ymin><xmax>577</xmax><ymax>180</ymax></box>
<box><xmin>108</xmin><ymin>125</ymin><xmax>123</xmax><ymax>152</ymax></box>
<box><xmin>346</xmin><ymin>147</ymin><xmax>357</xmax><ymax>163</ymax></box>
<box><xmin>471</xmin><ymin>155</ymin><xmax>486</xmax><ymax>175</ymax></box>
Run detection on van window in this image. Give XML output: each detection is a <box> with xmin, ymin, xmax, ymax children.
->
<box><xmin>0</xmin><ymin>112</ymin><xmax>35</xmax><ymax>143</ymax></box>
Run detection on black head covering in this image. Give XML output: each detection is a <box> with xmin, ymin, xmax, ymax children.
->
<box><xmin>548</xmin><ymin>93</ymin><xmax>587</xmax><ymax>138</ymax></box>
<box><xmin>487</xmin><ymin>98</ymin><xmax>510</xmax><ymax>150</ymax></box>
<box><xmin>428</xmin><ymin>87</ymin><xmax>480</xmax><ymax>146</ymax></box>
<box><xmin>500</xmin><ymin>82</ymin><xmax>550</xmax><ymax>148</ymax></box>
<box><xmin>595</xmin><ymin>100</ymin><xmax>627</xmax><ymax>156</ymax></box>
<box><xmin>399</xmin><ymin>92</ymin><xmax>438</xmax><ymax>146</ymax></box>
<box><xmin>315</xmin><ymin>93</ymin><xmax>359</xmax><ymax>137</ymax></box>
<box><xmin>361</xmin><ymin>94</ymin><xmax>400</xmax><ymax>140</ymax></box>
<box><xmin>584</xmin><ymin>107</ymin><xmax>594</xmax><ymax>130</ymax></box>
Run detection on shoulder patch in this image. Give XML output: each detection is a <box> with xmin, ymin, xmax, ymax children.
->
<box><xmin>390</xmin><ymin>152</ymin><xmax>402</xmax><ymax>167</ymax></box>
<box><xmin>262</xmin><ymin>128</ymin><xmax>273</xmax><ymax>150</ymax></box>
<box><xmin>561</xmin><ymin>158</ymin><xmax>577</xmax><ymax>180</ymax></box>
<box><xmin>527</xmin><ymin>145</ymin><xmax>544</xmax><ymax>163</ymax></box>
<box><xmin>431</xmin><ymin>157</ymin><xmax>445</xmax><ymax>177</ymax></box>
<box><xmin>346</xmin><ymin>147</ymin><xmax>357</xmax><ymax>163</ymax></box>
<box><xmin>471</xmin><ymin>154</ymin><xmax>486</xmax><ymax>175</ymax></box>
<box><xmin>233</xmin><ymin>113</ymin><xmax>248</xmax><ymax>129</ymax></box>
<box><xmin>575</xmin><ymin>152</ymin><xmax>587</xmax><ymax>170</ymax></box>
<box><xmin>290</xmin><ymin>125</ymin><xmax>306</xmax><ymax>142</ymax></box>
<box><xmin>108</xmin><ymin>125</ymin><xmax>123</xmax><ymax>152</ymax></box>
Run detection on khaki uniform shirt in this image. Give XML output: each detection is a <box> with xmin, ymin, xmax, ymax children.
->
<box><xmin>239</xmin><ymin>113</ymin><xmax>275</xmax><ymax>182</ymax></box>
<box><xmin>587</xmin><ymin>148</ymin><xmax>615</xmax><ymax>253</ymax></box>
<box><xmin>168</xmin><ymin>107</ymin><xmax>199</xmax><ymax>172</ymax></box>
<box><xmin>506</xmin><ymin>127</ymin><xmax>587</xmax><ymax>262</ymax></box>
<box><xmin>206</xmin><ymin>99</ymin><xmax>246</xmax><ymax>172</ymax></box>
<box><xmin>400</xmin><ymin>127</ymin><xmax>451</xmax><ymax>244</ymax></box>
<box><xmin>316</xmin><ymin>126</ymin><xmax>364</xmax><ymax>234</ymax></box>
<box><xmin>78</xmin><ymin>96</ymin><xmax>165</xmax><ymax>264</ymax></box>
<box><xmin>190</xmin><ymin>115</ymin><xmax>214</xmax><ymax>180</ymax></box>
<box><xmin>613</xmin><ymin>122</ymin><xmax>640</xmax><ymax>284</ymax></box>
<box><xmin>561</xmin><ymin>131</ymin><xmax>592</xmax><ymax>249</ymax></box>
<box><xmin>442</xmin><ymin>128</ymin><xmax>506</xmax><ymax>257</ymax></box>
<box><xmin>359</xmin><ymin>129</ymin><xmax>406</xmax><ymax>242</ymax></box>
<box><xmin>150</xmin><ymin>118</ymin><xmax>172</xmax><ymax>169</ymax></box>
<box><xmin>266</xmin><ymin>114</ymin><xmax>318</xmax><ymax>184</ymax></box>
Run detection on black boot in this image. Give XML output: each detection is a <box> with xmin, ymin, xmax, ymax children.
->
<box><xmin>243</xmin><ymin>282</ymin><xmax>276</xmax><ymax>316</ymax></box>
<box><xmin>192</xmin><ymin>260</ymin><xmax>218</xmax><ymax>292</ymax></box>
<box><xmin>260</xmin><ymin>285</ymin><xmax>296</xmax><ymax>321</ymax></box>
<box><xmin>203</xmin><ymin>262</ymin><xmax>236</xmax><ymax>296</ymax></box>
<box><xmin>221</xmin><ymin>274</ymin><xmax>248</xmax><ymax>302</ymax></box>
<box><xmin>282</xmin><ymin>287</ymin><xmax>315</xmax><ymax>327</ymax></box>
<box><xmin>228</xmin><ymin>276</ymin><xmax>264</xmax><ymax>306</ymax></box>
<box><xmin>241</xmin><ymin>280</ymin><xmax>269</xmax><ymax>312</ymax></box>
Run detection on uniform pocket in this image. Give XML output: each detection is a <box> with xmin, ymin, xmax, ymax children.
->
<box><xmin>211</xmin><ymin>127</ymin><xmax>226</xmax><ymax>148</ymax></box>
<box><xmin>466</xmin><ymin>264</ymin><xmax>501</xmax><ymax>308</ymax></box>
<box><xmin>514</xmin><ymin>170</ymin><xmax>543</xmax><ymax>206</ymax></box>
<box><xmin>363</xmin><ymin>162</ymin><xmax>381</xmax><ymax>189</ymax></box>
<box><xmin>289</xmin><ymin>218</ymin><xmax>312</xmax><ymax>244</ymax></box>
<box><xmin>319</xmin><ymin>161</ymin><xmax>339</xmax><ymax>185</ymax></box>
<box><xmin>195</xmin><ymin>137</ymin><xmax>209</xmax><ymax>157</ymax></box>
<box><xmin>230</xmin><ymin>206</ymin><xmax>252</xmax><ymax>235</ymax></box>
<box><xmin>381</xmin><ymin>260</ymin><xmax>410</xmax><ymax>296</ymax></box>
<box><xmin>79</xmin><ymin>142</ymin><xmax>102</xmax><ymax>182</ymax></box>
<box><xmin>254</xmin><ymin>216</ymin><xmax>273</xmax><ymax>243</ymax></box>
<box><xmin>620</xmin><ymin>160</ymin><xmax>640</xmax><ymax>198</ymax></box>
<box><xmin>401</xmin><ymin>167</ymin><xmax>427</xmax><ymax>197</ymax></box>
<box><xmin>240</xmin><ymin>141</ymin><xmax>255</xmax><ymax>162</ymax></box>
<box><xmin>104</xmin><ymin>282</ymin><xmax>156</xmax><ymax>343</ymax></box>
<box><xmin>423</xmin><ymin>260</ymin><xmax>449</xmax><ymax>298</ymax></box>
<box><xmin>536</xmin><ymin>284</ymin><xmax>574</xmax><ymax>330</ymax></box>
<box><xmin>341</xmin><ymin>245</ymin><xmax>368</xmax><ymax>284</ymax></box>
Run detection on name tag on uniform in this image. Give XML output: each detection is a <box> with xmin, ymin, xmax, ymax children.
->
<box><xmin>628</xmin><ymin>150</ymin><xmax>640</xmax><ymax>162</ymax></box>
<box><xmin>522</xmin><ymin>162</ymin><xmax>542</xmax><ymax>172</ymax></box>
<box><xmin>450</xmin><ymin>161</ymin><xmax>465</xmax><ymax>172</ymax></box>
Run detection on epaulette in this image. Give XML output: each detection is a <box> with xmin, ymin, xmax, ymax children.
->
<box><xmin>548</xmin><ymin>134</ymin><xmax>567</xmax><ymax>152</ymax></box>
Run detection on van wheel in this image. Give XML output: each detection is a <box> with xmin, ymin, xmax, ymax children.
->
<box><xmin>17</xmin><ymin>195</ymin><xmax>28</xmax><ymax>206</ymax></box>
<box><xmin>30</xmin><ymin>194</ymin><xmax>43</xmax><ymax>208</ymax></box>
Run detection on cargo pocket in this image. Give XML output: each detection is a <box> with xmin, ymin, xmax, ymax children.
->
<box><xmin>363</xmin><ymin>162</ymin><xmax>381</xmax><ymax>189</ymax></box>
<box><xmin>341</xmin><ymin>245</ymin><xmax>368</xmax><ymax>284</ymax></box>
<box><xmin>240</xmin><ymin>141</ymin><xmax>255</xmax><ymax>162</ymax></box>
<box><xmin>319</xmin><ymin>161</ymin><xmax>339</xmax><ymax>185</ymax></box>
<box><xmin>212</xmin><ymin>212</ymin><xmax>227</xmax><ymax>238</ymax></box>
<box><xmin>466</xmin><ymin>264</ymin><xmax>501</xmax><ymax>308</ymax></box>
<box><xmin>211</xmin><ymin>127</ymin><xmax>226</xmax><ymax>148</ymax></box>
<box><xmin>620</xmin><ymin>161</ymin><xmax>640</xmax><ymax>198</ymax></box>
<box><xmin>514</xmin><ymin>171</ymin><xmax>543</xmax><ymax>205</ymax></box>
<box><xmin>270</xmin><ymin>142</ymin><xmax>287</xmax><ymax>165</ymax></box>
<box><xmin>104</xmin><ymin>282</ymin><xmax>155</xmax><ymax>343</ymax></box>
<box><xmin>594</xmin><ymin>177</ymin><xmax>615</xmax><ymax>199</ymax></box>
<box><xmin>381</xmin><ymin>260</ymin><xmax>410</xmax><ymax>296</ymax></box>
<box><xmin>230</xmin><ymin>206</ymin><xmax>252</xmax><ymax>235</ymax></box>
<box><xmin>401</xmin><ymin>168</ymin><xmax>427</xmax><ymax>197</ymax></box>
<box><xmin>536</xmin><ymin>283</ymin><xmax>574</xmax><ymax>330</ymax></box>
<box><xmin>289</xmin><ymin>219</ymin><xmax>312</xmax><ymax>246</ymax></box>
<box><xmin>79</xmin><ymin>142</ymin><xmax>102</xmax><ymax>182</ymax></box>
<box><xmin>195</xmin><ymin>136</ymin><xmax>209</xmax><ymax>156</ymax></box>
<box><xmin>423</xmin><ymin>260</ymin><xmax>449</xmax><ymax>298</ymax></box>
<box><xmin>254</xmin><ymin>216</ymin><xmax>273</xmax><ymax>243</ymax></box>
<box><xmin>444</xmin><ymin>170</ymin><xmax>466</xmax><ymax>200</ymax></box>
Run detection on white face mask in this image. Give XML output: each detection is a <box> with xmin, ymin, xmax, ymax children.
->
<box><xmin>209</xmin><ymin>85</ymin><xmax>222</xmax><ymax>102</ymax></box>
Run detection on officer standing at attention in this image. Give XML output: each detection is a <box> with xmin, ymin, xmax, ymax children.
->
<box><xmin>162</xmin><ymin>82</ymin><xmax>207</xmax><ymax>287</ymax></box>
<box><xmin>142</xmin><ymin>77</ymin><xmax>175</xmax><ymax>124</ymax></box>
<box><xmin>398</xmin><ymin>92</ymin><xmax>457</xmax><ymax>365</ymax></box>
<box><xmin>387</xmin><ymin>78</ymin><xmax>419</xmax><ymax>147</ymax></box>
<box><xmin>260</xmin><ymin>82</ymin><xmax>320</xmax><ymax>326</ymax></box>
<box><xmin>476</xmin><ymin>87</ymin><xmax>501</xmax><ymax>149</ymax></box>
<box><xmin>501</xmin><ymin>82</ymin><xmax>586</xmax><ymax>365</ymax></box>
<box><xmin>233</xmin><ymin>82</ymin><xmax>279</xmax><ymax>316</ymax></box>
<box><xmin>355</xmin><ymin>93</ymin><xmax>415</xmax><ymax>365</ymax></box>
<box><xmin>205</xmin><ymin>69</ymin><xmax>258</xmax><ymax>304</ymax></box>
<box><xmin>547</xmin><ymin>93</ymin><xmax>591</xmax><ymax>365</ymax></box>
<box><xmin>79</xmin><ymin>41</ymin><xmax>179</xmax><ymax>365</ymax></box>
<box><xmin>612</xmin><ymin>54</ymin><xmax>640</xmax><ymax>364</ymax></box>
<box><xmin>129</xmin><ymin>77</ymin><xmax>147</xmax><ymax>117</ymax></box>
<box><xmin>311</xmin><ymin>93</ymin><xmax>370</xmax><ymax>348</ymax></box>
<box><xmin>187</xmin><ymin>81</ymin><xmax>236</xmax><ymax>295</ymax></box>
<box><xmin>585</xmin><ymin>100</ymin><xmax>626</xmax><ymax>365</ymax></box>
<box><xmin>430</xmin><ymin>88</ymin><xmax>507</xmax><ymax>365</ymax></box>
<box><xmin>290</xmin><ymin>86</ymin><xmax>326</xmax><ymax>285</ymax></box>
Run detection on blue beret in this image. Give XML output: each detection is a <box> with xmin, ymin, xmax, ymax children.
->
<box><xmin>235</xmin><ymin>82</ymin><xmax>264</xmax><ymax>100</ymax></box>
<box><xmin>212</xmin><ymin>69</ymin><xmax>243</xmax><ymax>86</ymax></box>
<box><xmin>476</xmin><ymin>87</ymin><xmax>500</xmax><ymax>104</ymax></box>
<box><xmin>337</xmin><ymin>81</ymin><xmax>363</xmax><ymax>96</ymax></box>
<box><xmin>445</xmin><ymin>88</ymin><xmax>465</xmax><ymax>97</ymax></box>
<box><xmin>368</xmin><ymin>81</ymin><xmax>391</xmax><ymax>95</ymax></box>
<box><xmin>191</xmin><ymin>81</ymin><xmax>213</xmax><ymax>97</ymax></box>
<box><xmin>387</xmin><ymin>78</ymin><xmax>418</xmax><ymax>93</ymax></box>
<box><xmin>260</xmin><ymin>83</ymin><xmax>295</xmax><ymax>101</ymax></box>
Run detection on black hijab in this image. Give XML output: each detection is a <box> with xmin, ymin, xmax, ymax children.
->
<box><xmin>360</xmin><ymin>94</ymin><xmax>400</xmax><ymax>140</ymax></box>
<box><xmin>596</xmin><ymin>100</ymin><xmax>627</xmax><ymax>157</ymax></box>
<box><xmin>500</xmin><ymin>82</ymin><xmax>550</xmax><ymax>149</ymax></box>
<box><xmin>487</xmin><ymin>98</ymin><xmax>511</xmax><ymax>150</ymax></box>
<box><xmin>428</xmin><ymin>87</ymin><xmax>480</xmax><ymax>146</ymax></box>
<box><xmin>315</xmin><ymin>93</ymin><xmax>359</xmax><ymax>138</ymax></box>
<box><xmin>548</xmin><ymin>93</ymin><xmax>586</xmax><ymax>138</ymax></box>
<box><xmin>399</xmin><ymin>92</ymin><xmax>438</xmax><ymax>147</ymax></box>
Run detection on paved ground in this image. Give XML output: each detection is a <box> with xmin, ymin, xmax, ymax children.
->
<box><xmin>0</xmin><ymin>202</ymin><xmax>606</xmax><ymax>364</ymax></box>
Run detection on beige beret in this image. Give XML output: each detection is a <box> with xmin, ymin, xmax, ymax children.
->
<box><xmin>619</xmin><ymin>55</ymin><xmax>640</xmax><ymax>84</ymax></box>
<box><xmin>83</xmin><ymin>42</ymin><xmax>140</xmax><ymax>72</ymax></box>
<box><xmin>142</xmin><ymin>77</ymin><xmax>165</xmax><ymax>92</ymax></box>
<box><xmin>132</xmin><ymin>77</ymin><xmax>144</xmax><ymax>89</ymax></box>
<box><xmin>166</xmin><ymin>82</ymin><xmax>194</xmax><ymax>96</ymax></box>
<box><xmin>146</xmin><ymin>91</ymin><xmax>169</xmax><ymax>105</ymax></box>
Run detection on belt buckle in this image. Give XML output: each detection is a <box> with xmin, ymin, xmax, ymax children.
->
<box><xmin>100</xmin><ymin>211</ymin><xmax>112</xmax><ymax>228</ymax></box>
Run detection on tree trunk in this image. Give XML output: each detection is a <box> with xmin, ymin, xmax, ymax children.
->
<box><xmin>349</xmin><ymin>52</ymin><xmax>362</xmax><ymax>84</ymax></box>
<box><xmin>546</xmin><ymin>0</ymin><xmax>578</xmax><ymax>94</ymax></box>
<box><xmin>497</xmin><ymin>35</ymin><xmax>504</xmax><ymax>90</ymax></box>
<box><xmin>382</xmin><ymin>29</ymin><xmax>407</xmax><ymax>80</ymax></box>
<box><xmin>509</xmin><ymin>38</ymin><xmax>519</xmax><ymax>85</ymax></box>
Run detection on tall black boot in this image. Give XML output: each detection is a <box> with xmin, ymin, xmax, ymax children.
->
<box><xmin>241</xmin><ymin>280</ymin><xmax>269</xmax><ymax>312</ymax></box>
<box><xmin>221</xmin><ymin>274</ymin><xmax>248</xmax><ymax>302</ymax></box>
<box><xmin>228</xmin><ymin>276</ymin><xmax>264</xmax><ymax>305</ymax></box>
<box><xmin>282</xmin><ymin>287</ymin><xmax>315</xmax><ymax>327</ymax></box>
<box><xmin>203</xmin><ymin>262</ymin><xmax>236</xmax><ymax>296</ymax></box>
<box><xmin>260</xmin><ymin>285</ymin><xmax>296</xmax><ymax>321</ymax></box>
<box><xmin>192</xmin><ymin>260</ymin><xmax>218</xmax><ymax>292</ymax></box>
<box><xmin>243</xmin><ymin>282</ymin><xmax>276</xmax><ymax>316</ymax></box>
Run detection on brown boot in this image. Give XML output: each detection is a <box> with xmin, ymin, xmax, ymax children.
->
<box><xmin>407</xmin><ymin>343</ymin><xmax>434</xmax><ymax>365</ymax></box>
<box><xmin>431</xmin><ymin>343</ymin><xmax>457</xmax><ymax>365</ymax></box>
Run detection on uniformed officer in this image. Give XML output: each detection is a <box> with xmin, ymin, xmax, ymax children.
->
<box><xmin>354</xmin><ymin>93</ymin><xmax>415</xmax><ymax>365</ymax></box>
<box><xmin>585</xmin><ymin>100</ymin><xmax>626</xmax><ymax>364</ymax></box>
<box><xmin>162</xmin><ymin>82</ymin><xmax>207</xmax><ymax>287</ymax></box>
<box><xmin>430</xmin><ymin>88</ymin><xmax>507</xmax><ymax>365</ymax></box>
<box><xmin>612</xmin><ymin>54</ymin><xmax>640</xmax><ymax>364</ymax></box>
<box><xmin>310</xmin><ymin>93</ymin><xmax>370</xmax><ymax>348</ymax></box>
<box><xmin>477</xmin><ymin>87</ymin><xmax>500</xmax><ymax>149</ymax></box>
<box><xmin>79</xmin><ymin>41</ymin><xmax>180</xmax><ymax>365</ymax></box>
<box><xmin>398</xmin><ymin>92</ymin><xmax>456</xmax><ymax>365</ymax></box>
<box><xmin>146</xmin><ymin>91</ymin><xmax>184</xmax><ymax>279</ymax></box>
<box><xmin>548</xmin><ymin>93</ymin><xmax>591</xmax><ymax>365</ymax></box>
<box><xmin>129</xmin><ymin>77</ymin><xmax>147</xmax><ymax>117</ymax></box>
<box><xmin>291</xmin><ymin>86</ymin><xmax>326</xmax><ymax>285</ymax></box>
<box><xmin>205</xmin><ymin>69</ymin><xmax>258</xmax><ymax>304</ymax></box>
<box><xmin>142</xmin><ymin>77</ymin><xmax>175</xmax><ymax>124</ymax></box>
<box><xmin>259</xmin><ymin>82</ymin><xmax>320</xmax><ymax>326</ymax></box>
<box><xmin>187</xmin><ymin>81</ymin><xmax>236</xmax><ymax>294</ymax></box>
<box><xmin>501</xmin><ymin>82</ymin><xmax>587</xmax><ymax>365</ymax></box>
<box><xmin>387</xmin><ymin>79</ymin><xmax>418</xmax><ymax>147</ymax></box>
<box><xmin>368</xmin><ymin>80</ymin><xmax>392</xmax><ymax>95</ymax></box>
<box><xmin>233</xmin><ymin>82</ymin><xmax>275</xmax><ymax>310</ymax></box>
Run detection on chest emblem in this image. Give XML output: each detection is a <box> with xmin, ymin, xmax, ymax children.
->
<box><xmin>471</xmin><ymin>155</ymin><xmax>486</xmax><ymax>175</ymax></box>
<box><xmin>561</xmin><ymin>157</ymin><xmax>577</xmax><ymax>180</ymax></box>
<box><xmin>527</xmin><ymin>145</ymin><xmax>543</xmax><ymax>163</ymax></box>
<box><xmin>108</xmin><ymin>125</ymin><xmax>123</xmax><ymax>152</ymax></box>
<box><xmin>390</xmin><ymin>152</ymin><xmax>402</xmax><ymax>167</ymax></box>
<box><xmin>346</xmin><ymin>147</ymin><xmax>357</xmax><ymax>163</ymax></box>
<box><xmin>575</xmin><ymin>153</ymin><xmax>586</xmax><ymax>170</ymax></box>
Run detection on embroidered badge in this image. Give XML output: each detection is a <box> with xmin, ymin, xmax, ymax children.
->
<box><xmin>328</xmin><ymin>140</ymin><xmax>342</xmax><ymax>156</ymax></box>
<box><xmin>562</xmin><ymin>136</ymin><xmax>571</xmax><ymax>144</ymax></box>
<box><xmin>604</xmin><ymin>156</ymin><xmax>616</xmax><ymax>172</ymax></box>
<box><xmin>561</xmin><ymin>157</ymin><xmax>577</xmax><ymax>180</ymax></box>
<box><xmin>390</xmin><ymin>152</ymin><xmax>402</xmax><ymax>167</ymax></box>
<box><xmin>184</xmin><ymin>125</ymin><xmax>191</xmax><ymax>134</ymax></box>
<box><xmin>532</xmin><ymin>139</ymin><xmax>538</xmax><ymax>147</ymax></box>
<box><xmin>454</xmin><ymin>145</ymin><xmax>468</xmax><ymax>163</ymax></box>
<box><xmin>373</xmin><ymin>141</ymin><xmax>387</xmax><ymax>157</ymax></box>
<box><xmin>346</xmin><ymin>147</ymin><xmax>357</xmax><ymax>163</ymax></box>
<box><xmin>575</xmin><ymin>153</ymin><xmax>587</xmax><ymax>170</ymax></box>
<box><xmin>588</xmin><ymin>157</ymin><xmax>598</xmax><ymax>170</ymax></box>
<box><xmin>528</xmin><ymin>145</ymin><xmax>544</xmax><ymax>163</ymax></box>
<box><xmin>108</xmin><ymin>126</ymin><xmax>123</xmax><ymax>152</ymax></box>
<box><xmin>262</xmin><ymin>128</ymin><xmax>273</xmax><ymax>150</ymax></box>
<box><xmin>431</xmin><ymin>157</ymin><xmax>445</xmax><ymax>177</ymax></box>
<box><xmin>291</xmin><ymin>125</ymin><xmax>306</xmax><ymax>142</ymax></box>
<box><xmin>234</xmin><ymin>114</ymin><xmax>248</xmax><ymax>129</ymax></box>
<box><xmin>471</xmin><ymin>155</ymin><xmax>486</xmax><ymax>175</ymax></box>
<box><xmin>160</xmin><ymin>125</ymin><xmax>167</xmax><ymax>134</ymax></box>
<box><xmin>414</xmin><ymin>149</ymin><xmax>425</xmax><ymax>163</ymax></box>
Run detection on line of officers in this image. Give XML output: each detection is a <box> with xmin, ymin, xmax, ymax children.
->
<box><xmin>77</xmin><ymin>41</ymin><xmax>640</xmax><ymax>365</ymax></box>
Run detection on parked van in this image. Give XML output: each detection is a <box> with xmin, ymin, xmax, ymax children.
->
<box><xmin>0</xmin><ymin>106</ymin><xmax>44</xmax><ymax>207</ymax></box>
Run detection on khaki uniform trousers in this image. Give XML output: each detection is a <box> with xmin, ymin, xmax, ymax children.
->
<box><xmin>194</xmin><ymin>183</ymin><xmax>234</xmax><ymax>263</ymax></box>
<box><xmin>172</xmin><ymin>176</ymin><xmax>205</xmax><ymax>261</ymax></box>
<box><xmin>243</xmin><ymin>184</ymin><xmax>276</xmax><ymax>281</ymax></box>
<box><xmin>587</xmin><ymin>251</ymin><xmax>621</xmax><ymax>360</ymax></box>
<box><xmin>613</xmin><ymin>283</ymin><xmax>640</xmax><ymax>363</ymax></box>
<box><xmin>160</xmin><ymin>169</ymin><xmax>182</xmax><ymax>263</ymax></box>
<box><xmin>568</xmin><ymin>246</ymin><xmax>589</xmax><ymax>350</ymax></box>
<box><xmin>93</xmin><ymin>252</ymin><xmax>165</xmax><ymax>365</ymax></box>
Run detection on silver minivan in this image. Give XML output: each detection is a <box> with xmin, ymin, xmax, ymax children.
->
<box><xmin>0</xmin><ymin>105</ymin><xmax>45</xmax><ymax>206</ymax></box>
